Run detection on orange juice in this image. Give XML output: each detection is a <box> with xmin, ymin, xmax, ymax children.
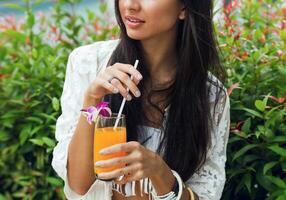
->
<box><xmin>94</xmin><ymin>127</ymin><xmax>127</xmax><ymax>174</ymax></box>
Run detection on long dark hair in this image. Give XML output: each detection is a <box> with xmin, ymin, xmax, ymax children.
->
<box><xmin>104</xmin><ymin>0</ymin><xmax>226</xmax><ymax>181</ymax></box>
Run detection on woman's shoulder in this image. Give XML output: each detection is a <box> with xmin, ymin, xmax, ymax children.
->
<box><xmin>69</xmin><ymin>39</ymin><xmax>120</xmax><ymax>74</ymax></box>
<box><xmin>72</xmin><ymin>39</ymin><xmax>119</xmax><ymax>56</ymax></box>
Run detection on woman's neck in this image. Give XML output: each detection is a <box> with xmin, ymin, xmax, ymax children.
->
<box><xmin>140</xmin><ymin>36</ymin><xmax>177</xmax><ymax>81</ymax></box>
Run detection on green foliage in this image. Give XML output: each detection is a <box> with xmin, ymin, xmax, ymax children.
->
<box><xmin>0</xmin><ymin>0</ymin><xmax>119</xmax><ymax>199</ymax></box>
<box><xmin>219</xmin><ymin>0</ymin><xmax>286</xmax><ymax>199</ymax></box>
<box><xmin>0</xmin><ymin>0</ymin><xmax>285</xmax><ymax>199</ymax></box>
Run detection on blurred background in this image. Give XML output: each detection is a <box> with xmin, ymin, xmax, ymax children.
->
<box><xmin>0</xmin><ymin>0</ymin><xmax>99</xmax><ymax>15</ymax></box>
<box><xmin>0</xmin><ymin>0</ymin><xmax>285</xmax><ymax>199</ymax></box>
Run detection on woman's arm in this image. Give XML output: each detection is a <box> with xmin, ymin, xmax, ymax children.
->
<box><xmin>67</xmin><ymin>95</ymin><xmax>100</xmax><ymax>195</ymax></box>
<box><xmin>67</xmin><ymin>62</ymin><xmax>142</xmax><ymax>194</ymax></box>
<box><xmin>149</xmin><ymin>156</ymin><xmax>198</xmax><ymax>200</ymax></box>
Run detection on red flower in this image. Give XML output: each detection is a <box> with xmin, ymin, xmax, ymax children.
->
<box><xmin>239</xmin><ymin>52</ymin><xmax>249</xmax><ymax>61</ymax></box>
<box><xmin>0</xmin><ymin>74</ymin><xmax>7</xmax><ymax>79</ymax></box>
<box><xmin>234</xmin><ymin>32</ymin><xmax>241</xmax><ymax>40</ymax></box>
<box><xmin>282</xmin><ymin>7</ymin><xmax>286</xmax><ymax>17</ymax></box>
<box><xmin>224</xmin><ymin>0</ymin><xmax>239</xmax><ymax>15</ymax></box>
<box><xmin>230</xmin><ymin>121</ymin><xmax>244</xmax><ymax>133</ymax></box>
<box><xmin>227</xmin><ymin>83</ymin><xmax>241</xmax><ymax>96</ymax></box>
<box><xmin>51</xmin><ymin>26</ymin><xmax>58</xmax><ymax>34</ymax></box>
<box><xmin>269</xmin><ymin>96</ymin><xmax>285</xmax><ymax>104</ymax></box>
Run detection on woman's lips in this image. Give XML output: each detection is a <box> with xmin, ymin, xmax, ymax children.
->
<box><xmin>125</xmin><ymin>16</ymin><xmax>145</xmax><ymax>29</ymax></box>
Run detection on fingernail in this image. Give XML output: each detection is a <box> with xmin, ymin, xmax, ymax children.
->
<box><xmin>113</xmin><ymin>88</ymin><xmax>119</xmax><ymax>93</ymax></box>
<box><xmin>118</xmin><ymin>175</ymin><xmax>124</xmax><ymax>181</ymax></box>
<box><xmin>135</xmin><ymin>90</ymin><xmax>141</xmax><ymax>97</ymax></box>
<box><xmin>99</xmin><ymin>149</ymin><xmax>108</xmax><ymax>155</ymax></box>
<box><xmin>95</xmin><ymin>162</ymin><xmax>103</xmax><ymax>167</ymax></box>
<box><xmin>126</xmin><ymin>94</ymin><xmax>132</xmax><ymax>101</ymax></box>
<box><xmin>137</xmin><ymin>74</ymin><xmax>143</xmax><ymax>80</ymax></box>
<box><xmin>97</xmin><ymin>173</ymin><xmax>103</xmax><ymax>179</ymax></box>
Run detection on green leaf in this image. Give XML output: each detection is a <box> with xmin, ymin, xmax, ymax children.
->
<box><xmin>26</xmin><ymin>117</ymin><xmax>43</xmax><ymax>124</ymax></box>
<box><xmin>30</xmin><ymin>126</ymin><xmax>43</xmax><ymax>136</ymax></box>
<box><xmin>29</xmin><ymin>139</ymin><xmax>44</xmax><ymax>146</ymax></box>
<box><xmin>241</xmin><ymin>118</ymin><xmax>251</xmax><ymax>133</ymax></box>
<box><xmin>0</xmin><ymin>131</ymin><xmax>10</xmax><ymax>142</ymax></box>
<box><xmin>233</xmin><ymin>144</ymin><xmax>259</xmax><ymax>161</ymax></box>
<box><xmin>244</xmin><ymin>173</ymin><xmax>252</xmax><ymax>193</ymax></box>
<box><xmin>263</xmin><ymin>161</ymin><xmax>278</xmax><ymax>175</ymax></box>
<box><xmin>19</xmin><ymin>125</ymin><xmax>31</xmax><ymax>145</ymax></box>
<box><xmin>254</xmin><ymin>29</ymin><xmax>263</xmax><ymax>40</ymax></box>
<box><xmin>52</xmin><ymin>97</ymin><xmax>60</xmax><ymax>111</ymax></box>
<box><xmin>268</xmin><ymin>145</ymin><xmax>286</xmax><ymax>157</ymax></box>
<box><xmin>42</xmin><ymin>137</ymin><xmax>55</xmax><ymax>148</ymax></box>
<box><xmin>26</xmin><ymin>12</ymin><xmax>35</xmax><ymax>29</ymax></box>
<box><xmin>278</xmin><ymin>66</ymin><xmax>286</xmax><ymax>76</ymax></box>
<box><xmin>242</xmin><ymin>108</ymin><xmax>263</xmax><ymax>119</ymax></box>
<box><xmin>99</xmin><ymin>2</ymin><xmax>107</xmax><ymax>13</ymax></box>
<box><xmin>32</xmin><ymin>48</ymin><xmax>38</xmax><ymax>58</ymax></box>
<box><xmin>256</xmin><ymin>169</ymin><xmax>276</xmax><ymax>191</ymax></box>
<box><xmin>46</xmin><ymin>177</ymin><xmax>63</xmax><ymax>187</ymax></box>
<box><xmin>255</xmin><ymin>100</ymin><xmax>265</xmax><ymax>112</ymax></box>
<box><xmin>266</xmin><ymin>176</ymin><xmax>286</xmax><ymax>189</ymax></box>
<box><xmin>271</xmin><ymin>136</ymin><xmax>286</xmax><ymax>143</ymax></box>
<box><xmin>276</xmin><ymin>196</ymin><xmax>286</xmax><ymax>200</ymax></box>
<box><xmin>0</xmin><ymin>194</ymin><xmax>6</xmax><ymax>200</ymax></box>
<box><xmin>265</xmin><ymin>106</ymin><xmax>280</xmax><ymax>119</ymax></box>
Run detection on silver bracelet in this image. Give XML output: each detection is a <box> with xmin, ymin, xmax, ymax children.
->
<box><xmin>171</xmin><ymin>170</ymin><xmax>184</xmax><ymax>200</ymax></box>
<box><xmin>150</xmin><ymin>170</ymin><xmax>183</xmax><ymax>200</ymax></box>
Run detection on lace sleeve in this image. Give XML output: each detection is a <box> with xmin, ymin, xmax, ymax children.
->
<box><xmin>51</xmin><ymin>48</ymin><xmax>97</xmax><ymax>199</ymax></box>
<box><xmin>51</xmin><ymin>40</ymin><xmax>120</xmax><ymax>200</ymax></box>
<box><xmin>185</xmin><ymin>88</ymin><xmax>230</xmax><ymax>200</ymax></box>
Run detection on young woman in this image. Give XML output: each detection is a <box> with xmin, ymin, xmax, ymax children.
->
<box><xmin>52</xmin><ymin>0</ymin><xmax>230</xmax><ymax>199</ymax></box>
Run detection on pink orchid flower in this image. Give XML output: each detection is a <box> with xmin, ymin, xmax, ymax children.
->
<box><xmin>80</xmin><ymin>102</ymin><xmax>112</xmax><ymax>124</ymax></box>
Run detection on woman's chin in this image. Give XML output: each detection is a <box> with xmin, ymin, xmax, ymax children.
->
<box><xmin>126</xmin><ymin>31</ymin><xmax>146</xmax><ymax>41</ymax></box>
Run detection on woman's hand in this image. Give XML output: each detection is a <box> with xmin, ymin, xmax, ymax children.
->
<box><xmin>94</xmin><ymin>141</ymin><xmax>166</xmax><ymax>184</ymax></box>
<box><xmin>84</xmin><ymin>63</ymin><xmax>143</xmax><ymax>102</ymax></box>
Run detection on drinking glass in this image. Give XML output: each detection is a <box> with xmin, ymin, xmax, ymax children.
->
<box><xmin>93</xmin><ymin>114</ymin><xmax>127</xmax><ymax>175</ymax></box>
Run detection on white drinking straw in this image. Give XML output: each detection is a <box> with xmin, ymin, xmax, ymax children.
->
<box><xmin>113</xmin><ymin>60</ymin><xmax>139</xmax><ymax>130</ymax></box>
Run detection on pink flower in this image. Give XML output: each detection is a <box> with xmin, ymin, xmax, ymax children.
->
<box><xmin>96</xmin><ymin>102</ymin><xmax>112</xmax><ymax>117</ymax></box>
<box><xmin>80</xmin><ymin>102</ymin><xmax>112</xmax><ymax>124</ymax></box>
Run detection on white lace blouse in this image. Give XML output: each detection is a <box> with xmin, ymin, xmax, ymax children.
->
<box><xmin>52</xmin><ymin>40</ymin><xmax>230</xmax><ymax>200</ymax></box>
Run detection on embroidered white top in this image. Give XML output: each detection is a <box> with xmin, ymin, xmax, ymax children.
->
<box><xmin>52</xmin><ymin>39</ymin><xmax>230</xmax><ymax>200</ymax></box>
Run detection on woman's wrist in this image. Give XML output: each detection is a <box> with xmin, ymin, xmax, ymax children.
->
<box><xmin>83</xmin><ymin>91</ymin><xmax>102</xmax><ymax>107</ymax></box>
<box><xmin>149</xmin><ymin>155</ymin><xmax>176</xmax><ymax>196</ymax></box>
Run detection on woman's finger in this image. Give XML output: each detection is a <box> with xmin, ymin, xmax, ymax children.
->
<box><xmin>101</xmin><ymin>72</ymin><xmax>130</xmax><ymax>100</ymax></box>
<box><xmin>105</xmin><ymin>67</ymin><xmax>141</xmax><ymax>98</ymax></box>
<box><xmin>115</xmin><ymin>171</ymin><xmax>144</xmax><ymax>185</ymax></box>
<box><xmin>99</xmin><ymin>141</ymin><xmax>141</xmax><ymax>155</ymax></box>
<box><xmin>95</xmin><ymin>151</ymin><xmax>142</xmax><ymax>168</ymax></box>
<box><xmin>96</xmin><ymin>77</ymin><xmax>119</xmax><ymax>94</ymax></box>
<box><xmin>97</xmin><ymin>163</ymin><xmax>139</xmax><ymax>180</ymax></box>
<box><xmin>112</xmin><ymin>63</ymin><xmax>143</xmax><ymax>82</ymax></box>
<box><xmin>110</xmin><ymin>78</ymin><xmax>132</xmax><ymax>101</ymax></box>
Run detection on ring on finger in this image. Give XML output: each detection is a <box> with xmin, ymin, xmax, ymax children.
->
<box><xmin>107</xmin><ymin>76</ymin><xmax>116</xmax><ymax>83</ymax></box>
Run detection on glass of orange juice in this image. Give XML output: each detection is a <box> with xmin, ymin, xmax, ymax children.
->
<box><xmin>94</xmin><ymin>113</ymin><xmax>127</xmax><ymax>177</ymax></box>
